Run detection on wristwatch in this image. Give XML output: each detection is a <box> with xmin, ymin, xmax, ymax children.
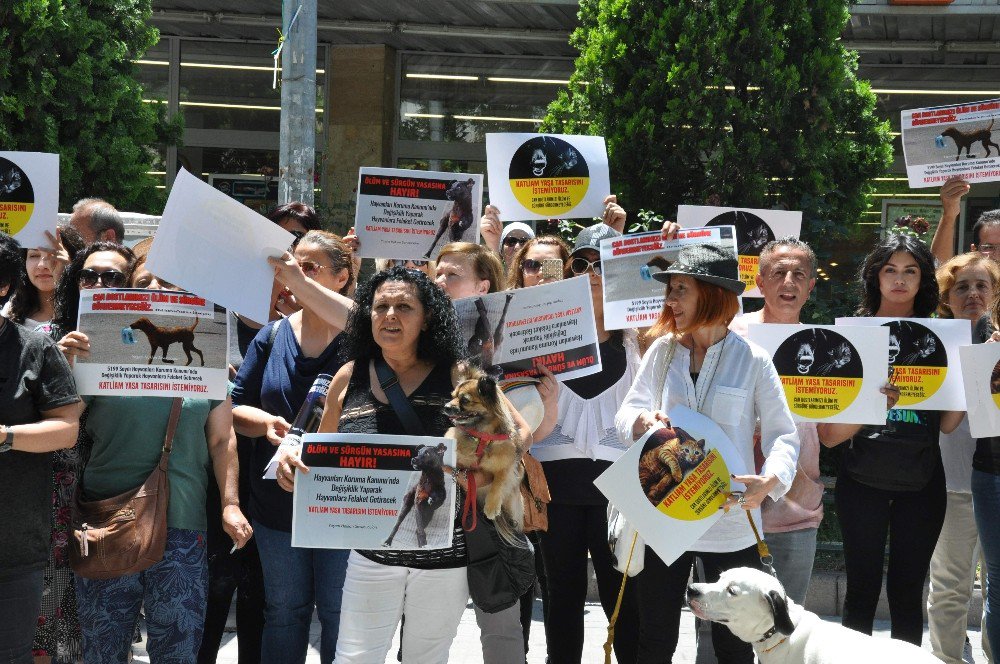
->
<box><xmin>0</xmin><ymin>425</ymin><xmax>12</xmax><ymax>453</ymax></box>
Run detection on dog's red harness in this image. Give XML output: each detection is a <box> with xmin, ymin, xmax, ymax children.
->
<box><xmin>455</xmin><ymin>425</ymin><xmax>510</xmax><ymax>532</ymax></box>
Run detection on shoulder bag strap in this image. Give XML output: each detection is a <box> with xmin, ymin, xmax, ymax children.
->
<box><xmin>262</xmin><ymin>318</ymin><xmax>283</xmax><ymax>367</ymax></box>
<box><xmin>373</xmin><ymin>356</ymin><xmax>426</xmax><ymax>437</ymax></box>
<box><xmin>158</xmin><ymin>398</ymin><xmax>184</xmax><ymax>472</ymax></box>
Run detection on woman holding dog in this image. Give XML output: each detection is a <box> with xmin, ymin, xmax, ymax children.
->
<box><xmin>818</xmin><ymin>234</ymin><xmax>963</xmax><ymax>647</ymax></box>
<box><xmin>232</xmin><ymin>230</ymin><xmax>355</xmax><ymax>664</ymax></box>
<box><xmin>615</xmin><ymin>242</ymin><xmax>800</xmax><ymax>664</ymax></box>
<box><xmin>275</xmin><ymin>266</ymin><xmax>532</xmax><ymax>664</ymax></box>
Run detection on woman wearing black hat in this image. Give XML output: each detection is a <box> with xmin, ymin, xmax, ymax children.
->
<box><xmin>615</xmin><ymin>243</ymin><xmax>800</xmax><ymax>663</ymax></box>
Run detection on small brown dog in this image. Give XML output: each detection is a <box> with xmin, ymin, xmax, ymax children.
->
<box><xmin>942</xmin><ymin>119</ymin><xmax>999</xmax><ymax>161</ymax></box>
<box><xmin>444</xmin><ymin>365</ymin><xmax>524</xmax><ymax>545</ymax></box>
<box><xmin>130</xmin><ymin>317</ymin><xmax>204</xmax><ymax>366</ymax></box>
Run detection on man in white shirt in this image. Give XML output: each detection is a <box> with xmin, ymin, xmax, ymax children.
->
<box><xmin>730</xmin><ymin>237</ymin><xmax>824</xmax><ymax>606</ymax></box>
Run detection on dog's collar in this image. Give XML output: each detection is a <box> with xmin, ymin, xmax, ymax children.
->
<box><xmin>756</xmin><ymin>625</ymin><xmax>788</xmax><ymax>653</ymax></box>
<box><xmin>455</xmin><ymin>424</ymin><xmax>510</xmax><ymax>444</ymax></box>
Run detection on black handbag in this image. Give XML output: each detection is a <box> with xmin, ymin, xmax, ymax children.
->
<box><xmin>374</xmin><ymin>357</ymin><xmax>536</xmax><ymax>613</ymax></box>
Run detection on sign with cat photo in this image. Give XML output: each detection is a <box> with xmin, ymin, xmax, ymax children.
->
<box><xmin>485</xmin><ymin>133</ymin><xmax>610</xmax><ymax>220</ymax></box>
<box><xmin>594</xmin><ymin>406</ymin><xmax>749</xmax><ymax>567</ymax></box>
<box><xmin>959</xmin><ymin>344</ymin><xmax>1000</xmax><ymax>438</ymax></box>
<box><xmin>835</xmin><ymin>317</ymin><xmax>971</xmax><ymax>411</ymax></box>
<box><xmin>676</xmin><ymin>206</ymin><xmax>802</xmax><ymax>298</ymax></box>
<box><xmin>0</xmin><ymin>151</ymin><xmax>59</xmax><ymax>250</ymax></box>
<box><xmin>748</xmin><ymin>324</ymin><xmax>889</xmax><ymax>425</ymax></box>
<box><xmin>291</xmin><ymin>433</ymin><xmax>457</xmax><ymax>551</ymax></box>
<box><xmin>354</xmin><ymin>167</ymin><xmax>483</xmax><ymax>261</ymax></box>
<box><xmin>901</xmin><ymin>98</ymin><xmax>1000</xmax><ymax>188</ymax></box>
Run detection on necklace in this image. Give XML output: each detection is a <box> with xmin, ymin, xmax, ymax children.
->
<box><xmin>691</xmin><ymin>333</ymin><xmax>727</xmax><ymax>414</ymax></box>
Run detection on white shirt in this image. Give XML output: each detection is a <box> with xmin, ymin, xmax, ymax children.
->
<box><xmin>614</xmin><ymin>331</ymin><xmax>800</xmax><ymax>553</ymax></box>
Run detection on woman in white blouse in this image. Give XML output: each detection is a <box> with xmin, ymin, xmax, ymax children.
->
<box><xmin>615</xmin><ymin>243</ymin><xmax>799</xmax><ymax>664</ymax></box>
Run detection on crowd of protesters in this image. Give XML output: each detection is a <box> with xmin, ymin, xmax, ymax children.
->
<box><xmin>1</xmin><ymin>177</ymin><xmax>999</xmax><ymax>664</ymax></box>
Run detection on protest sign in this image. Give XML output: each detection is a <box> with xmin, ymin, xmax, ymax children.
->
<box><xmin>0</xmin><ymin>152</ymin><xmax>58</xmax><ymax>249</ymax></box>
<box><xmin>453</xmin><ymin>276</ymin><xmax>601</xmax><ymax>382</ymax></box>
<box><xmin>748</xmin><ymin>324</ymin><xmax>889</xmax><ymax>425</ymax></box>
<box><xmin>73</xmin><ymin>288</ymin><xmax>228</xmax><ymax>399</ymax></box>
<box><xmin>676</xmin><ymin>206</ymin><xmax>802</xmax><ymax>298</ymax></box>
<box><xmin>355</xmin><ymin>167</ymin><xmax>483</xmax><ymax>261</ymax></box>
<box><xmin>836</xmin><ymin>317</ymin><xmax>970</xmax><ymax>411</ymax></box>
<box><xmin>291</xmin><ymin>433</ymin><xmax>456</xmax><ymax>550</ymax></box>
<box><xmin>594</xmin><ymin>406</ymin><xmax>748</xmax><ymax>566</ymax></box>
<box><xmin>485</xmin><ymin>133</ymin><xmax>610</xmax><ymax>220</ymax></box>
<box><xmin>146</xmin><ymin>168</ymin><xmax>295</xmax><ymax>325</ymax></box>
<box><xmin>600</xmin><ymin>226</ymin><xmax>738</xmax><ymax>330</ymax></box>
<box><xmin>901</xmin><ymin>99</ymin><xmax>1000</xmax><ymax>188</ymax></box>
<box><xmin>960</xmin><ymin>344</ymin><xmax>1000</xmax><ymax>438</ymax></box>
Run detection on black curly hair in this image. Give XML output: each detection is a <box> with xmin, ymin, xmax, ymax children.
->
<box><xmin>53</xmin><ymin>242</ymin><xmax>135</xmax><ymax>333</ymax></box>
<box><xmin>7</xmin><ymin>226</ymin><xmax>86</xmax><ymax>325</ymax></box>
<box><xmin>341</xmin><ymin>266</ymin><xmax>465</xmax><ymax>365</ymax></box>
<box><xmin>856</xmin><ymin>233</ymin><xmax>939</xmax><ymax>318</ymax></box>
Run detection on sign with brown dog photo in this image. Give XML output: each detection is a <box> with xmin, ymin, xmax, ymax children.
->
<box><xmin>902</xmin><ymin>99</ymin><xmax>1000</xmax><ymax>188</ymax></box>
<box><xmin>73</xmin><ymin>288</ymin><xmax>229</xmax><ymax>399</ymax></box>
<box><xmin>354</xmin><ymin>167</ymin><xmax>483</xmax><ymax>261</ymax></box>
<box><xmin>291</xmin><ymin>433</ymin><xmax>457</xmax><ymax>550</ymax></box>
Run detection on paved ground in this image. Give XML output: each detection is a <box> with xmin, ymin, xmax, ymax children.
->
<box><xmin>136</xmin><ymin>600</ymin><xmax>987</xmax><ymax>663</ymax></box>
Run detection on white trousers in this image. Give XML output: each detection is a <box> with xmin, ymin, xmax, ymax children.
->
<box><xmin>928</xmin><ymin>492</ymin><xmax>991</xmax><ymax>664</ymax></box>
<box><xmin>334</xmin><ymin>552</ymin><xmax>469</xmax><ymax>664</ymax></box>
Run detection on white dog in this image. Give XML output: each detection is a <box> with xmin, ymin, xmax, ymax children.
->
<box><xmin>686</xmin><ymin>567</ymin><xmax>940</xmax><ymax>664</ymax></box>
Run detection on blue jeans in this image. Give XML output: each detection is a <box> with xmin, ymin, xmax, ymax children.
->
<box><xmin>76</xmin><ymin>528</ymin><xmax>208</xmax><ymax>663</ymax></box>
<box><xmin>766</xmin><ymin>527</ymin><xmax>818</xmax><ymax>606</ymax></box>
<box><xmin>253</xmin><ymin>520</ymin><xmax>349</xmax><ymax>664</ymax></box>
<box><xmin>972</xmin><ymin>470</ymin><xmax>1000</xmax><ymax>657</ymax></box>
<box><xmin>0</xmin><ymin>568</ymin><xmax>44</xmax><ymax>664</ymax></box>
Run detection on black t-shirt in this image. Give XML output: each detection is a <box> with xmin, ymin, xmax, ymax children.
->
<box><xmin>842</xmin><ymin>409</ymin><xmax>942</xmax><ymax>492</ymax></box>
<box><xmin>543</xmin><ymin>335</ymin><xmax>627</xmax><ymax>505</ymax></box>
<box><xmin>0</xmin><ymin>321</ymin><xmax>80</xmax><ymax>573</ymax></box>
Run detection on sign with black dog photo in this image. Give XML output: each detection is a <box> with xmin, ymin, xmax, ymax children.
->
<box><xmin>902</xmin><ymin>98</ymin><xmax>1000</xmax><ymax>188</ymax></box>
<box><xmin>354</xmin><ymin>167</ymin><xmax>483</xmax><ymax>261</ymax></box>
<box><xmin>73</xmin><ymin>288</ymin><xmax>229</xmax><ymax>399</ymax></box>
<box><xmin>291</xmin><ymin>433</ymin><xmax>457</xmax><ymax>550</ymax></box>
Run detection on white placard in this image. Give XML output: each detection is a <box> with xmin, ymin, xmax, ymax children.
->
<box><xmin>291</xmin><ymin>433</ymin><xmax>457</xmax><ymax>550</ymax></box>
<box><xmin>146</xmin><ymin>168</ymin><xmax>294</xmax><ymax>325</ymax></box>
<box><xmin>0</xmin><ymin>151</ymin><xmax>58</xmax><ymax>249</ymax></box>
<box><xmin>901</xmin><ymin>99</ymin><xmax>1000</xmax><ymax>188</ymax></box>
<box><xmin>485</xmin><ymin>133</ymin><xmax>610</xmax><ymax>221</ymax></box>
<box><xmin>354</xmin><ymin>167</ymin><xmax>483</xmax><ymax>260</ymax></box>
<box><xmin>748</xmin><ymin>324</ymin><xmax>890</xmax><ymax>425</ymax></box>
<box><xmin>960</xmin><ymin>344</ymin><xmax>1000</xmax><ymax>438</ymax></box>
<box><xmin>453</xmin><ymin>276</ymin><xmax>601</xmax><ymax>382</ymax></box>
<box><xmin>594</xmin><ymin>406</ymin><xmax>749</xmax><ymax>567</ymax></box>
<box><xmin>676</xmin><ymin>206</ymin><xmax>802</xmax><ymax>298</ymax></box>
<box><xmin>73</xmin><ymin>288</ymin><xmax>229</xmax><ymax>399</ymax></box>
<box><xmin>836</xmin><ymin>317</ymin><xmax>970</xmax><ymax>411</ymax></box>
<box><xmin>600</xmin><ymin>226</ymin><xmax>739</xmax><ymax>330</ymax></box>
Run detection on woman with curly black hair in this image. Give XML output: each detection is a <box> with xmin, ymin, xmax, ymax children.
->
<box><xmin>819</xmin><ymin>234</ymin><xmax>963</xmax><ymax>646</ymax></box>
<box><xmin>276</xmin><ymin>266</ymin><xmax>531</xmax><ymax>664</ymax></box>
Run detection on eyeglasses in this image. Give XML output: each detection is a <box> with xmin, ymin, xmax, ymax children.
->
<box><xmin>503</xmin><ymin>236</ymin><xmax>529</xmax><ymax>249</ymax></box>
<box><xmin>979</xmin><ymin>244</ymin><xmax>1000</xmax><ymax>254</ymax></box>
<box><xmin>522</xmin><ymin>258</ymin><xmax>543</xmax><ymax>275</ymax></box>
<box><xmin>390</xmin><ymin>259</ymin><xmax>428</xmax><ymax>268</ymax></box>
<box><xmin>297</xmin><ymin>260</ymin><xmax>334</xmax><ymax>277</ymax></box>
<box><xmin>78</xmin><ymin>268</ymin><xmax>126</xmax><ymax>289</ymax></box>
<box><xmin>570</xmin><ymin>257</ymin><xmax>603</xmax><ymax>276</ymax></box>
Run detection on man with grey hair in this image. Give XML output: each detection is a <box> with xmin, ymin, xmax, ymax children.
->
<box><xmin>69</xmin><ymin>198</ymin><xmax>124</xmax><ymax>244</ymax></box>
<box><xmin>728</xmin><ymin>236</ymin><xmax>823</xmax><ymax>607</ymax></box>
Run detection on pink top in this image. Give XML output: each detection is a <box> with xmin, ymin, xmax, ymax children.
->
<box><xmin>731</xmin><ymin>312</ymin><xmax>825</xmax><ymax>533</ymax></box>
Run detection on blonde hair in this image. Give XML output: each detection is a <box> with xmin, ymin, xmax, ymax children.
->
<box><xmin>935</xmin><ymin>251</ymin><xmax>1000</xmax><ymax>319</ymax></box>
<box><xmin>437</xmin><ymin>242</ymin><xmax>505</xmax><ymax>293</ymax></box>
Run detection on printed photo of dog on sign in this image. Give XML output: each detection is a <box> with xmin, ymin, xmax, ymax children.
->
<box><xmin>77</xmin><ymin>293</ymin><xmax>228</xmax><ymax>370</ymax></box>
<box><xmin>423</xmin><ymin>178</ymin><xmax>479</xmax><ymax>259</ymax></box>
<box><xmin>906</xmin><ymin>115</ymin><xmax>1000</xmax><ymax>166</ymax></box>
<box><xmin>381</xmin><ymin>442</ymin><xmax>456</xmax><ymax>549</ymax></box>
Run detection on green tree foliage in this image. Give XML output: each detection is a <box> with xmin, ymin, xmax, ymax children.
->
<box><xmin>543</xmin><ymin>0</ymin><xmax>893</xmax><ymax>320</ymax></box>
<box><xmin>0</xmin><ymin>0</ymin><xmax>182</xmax><ymax>213</ymax></box>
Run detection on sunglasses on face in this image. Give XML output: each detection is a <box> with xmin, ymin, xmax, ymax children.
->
<box><xmin>78</xmin><ymin>268</ymin><xmax>126</xmax><ymax>289</ymax></box>
<box><xmin>522</xmin><ymin>258</ymin><xmax>543</xmax><ymax>275</ymax></box>
<box><xmin>390</xmin><ymin>259</ymin><xmax>428</xmax><ymax>268</ymax></box>
<box><xmin>503</xmin><ymin>236</ymin><xmax>529</xmax><ymax>249</ymax></box>
<box><xmin>297</xmin><ymin>260</ymin><xmax>334</xmax><ymax>277</ymax></box>
<box><xmin>570</xmin><ymin>257</ymin><xmax>602</xmax><ymax>276</ymax></box>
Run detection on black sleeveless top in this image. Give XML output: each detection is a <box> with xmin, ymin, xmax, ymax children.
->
<box><xmin>340</xmin><ymin>359</ymin><xmax>467</xmax><ymax>569</ymax></box>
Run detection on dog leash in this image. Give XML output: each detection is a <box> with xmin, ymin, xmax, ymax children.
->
<box><xmin>729</xmin><ymin>490</ymin><xmax>776</xmax><ymax>577</ymax></box>
<box><xmin>603</xmin><ymin>531</ymin><xmax>639</xmax><ymax>664</ymax></box>
<box><xmin>454</xmin><ymin>425</ymin><xmax>511</xmax><ymax>531</ymax></box>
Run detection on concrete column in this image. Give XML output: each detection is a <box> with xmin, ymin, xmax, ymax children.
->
<box><xmin>322</xmin><ymin>44</ymin><xmax>397</xmax><ymax>233</ymax></box>
<box><xmin>278</xmin><ymin>0</ymin><xmax>317</xmax><ymax>206</ymax></box>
